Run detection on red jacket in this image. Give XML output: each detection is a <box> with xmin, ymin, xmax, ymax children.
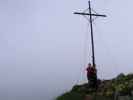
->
<box><xmin>86</xmin><ymin>67</ymin><xmax>96</xmax><ymax>76</ymax></box>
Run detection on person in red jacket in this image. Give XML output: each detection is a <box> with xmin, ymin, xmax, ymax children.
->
<box><xmin>86</xmin><ymin>63</ymin><xmax>97</xmax><ymax>88</ymax></box>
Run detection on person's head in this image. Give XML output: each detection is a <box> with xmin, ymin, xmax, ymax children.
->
<box><xmin>88</xmin><ymin>63</ymin><xmax>91</xmax><ymax>67</ymax></box>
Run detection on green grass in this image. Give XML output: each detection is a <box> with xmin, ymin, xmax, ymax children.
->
<box><xmin>56</xmin><ymin>92</ymin><xmax>114</xmax><ymax>100</ymax></box>
<box><xmin>56</xmin><ymin>91</ymin><xmax>84</xmax><ymax>100</ymax></box>
<box><xmin>56</xmin><ymin>73</ymin><xmax>133</xmax><ymax>100</ymax></box>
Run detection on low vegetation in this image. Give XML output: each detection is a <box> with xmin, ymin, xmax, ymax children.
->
<box><xmin>56</xmin><ymin>73</ymin><xmax>133</xmax><ymax>100</ymax></box>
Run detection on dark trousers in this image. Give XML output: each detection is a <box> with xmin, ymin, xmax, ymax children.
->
<box><xmin>87</xmin><ymin>74</ymin><xmax>97</xmax><ymax>88</ymax></box>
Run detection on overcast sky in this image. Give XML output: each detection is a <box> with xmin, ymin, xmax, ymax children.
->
<box><xmin>0</xmin><ymin>0</ymin><xmax>133</xmax><ymax>100</ymax></box>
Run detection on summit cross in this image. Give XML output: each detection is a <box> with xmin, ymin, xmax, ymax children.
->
<box><xmin>74</xmin><ymin>0</ymin><xmax>107</xmax><ymax>68</ymax></box>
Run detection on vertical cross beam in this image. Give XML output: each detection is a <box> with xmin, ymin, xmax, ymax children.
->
<box><xmin>88</xmin><ymin>0</ymin><xmax>95</xmax><ymax>68</ymax></box>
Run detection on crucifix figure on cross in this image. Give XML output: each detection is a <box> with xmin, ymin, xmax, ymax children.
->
<box><xmin>74</xmin><ymin>0</ymin><xmax>107</xmax><ymax>88</ymax></box>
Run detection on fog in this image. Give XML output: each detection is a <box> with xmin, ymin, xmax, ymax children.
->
<box><xmin>0</xmin><ymin>0</ymin><xmax>133</xmax><ymax>100</ymax></box>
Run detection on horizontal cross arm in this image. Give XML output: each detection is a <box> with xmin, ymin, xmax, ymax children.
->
<box><xmin>74</xmin><ymin>12</ymin><xmax>107</xmax><ymax>17</ymax></box>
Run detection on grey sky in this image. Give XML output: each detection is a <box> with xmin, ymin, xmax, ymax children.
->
<box><xmin>0</xmin><ymin>0</ymin><xmax>133</xmax><ymax>100</ymax></box>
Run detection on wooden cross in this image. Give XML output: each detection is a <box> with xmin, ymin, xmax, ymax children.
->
<box><xmin>74</xmin><ymin>0</ymin><xmax>107</xmax><ymax>68</ymax></box>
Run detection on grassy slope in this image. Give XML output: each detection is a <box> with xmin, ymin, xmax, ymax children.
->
<box><xmin>56</xmin><ymin>73</ymin><xmax>133</xmax><ymax>100</ymax></box>
<box><xmin>56</xmin><ymin>92</ymin><xmax>84</xmax><ymax>100</ymax></box>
